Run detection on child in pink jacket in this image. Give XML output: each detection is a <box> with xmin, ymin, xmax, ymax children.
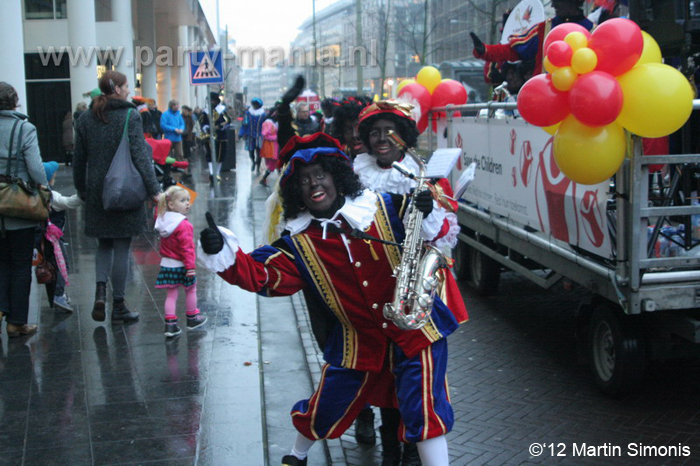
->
<box><xmin>155</xmin><ymin>185</ymin><xmax>207</xmax><ymax>337</ymax></box>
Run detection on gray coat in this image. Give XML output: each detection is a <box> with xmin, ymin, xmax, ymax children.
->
<box><xmin>0</xmin><ymin>110</ymin><xmax>49</xmax><ymax>231</ymax></box>
<box><xmin>74</xmin><ymin>99</ymin><xmax>160</xmax><ymax>238</ymax></box>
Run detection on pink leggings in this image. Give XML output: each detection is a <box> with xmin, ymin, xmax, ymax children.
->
<box><xmin>164</xmin><ymin>285</ymin><xmax>198</xmax><ymax>319</ymax></box>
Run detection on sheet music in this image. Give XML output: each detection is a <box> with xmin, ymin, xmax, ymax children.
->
<box><xmin>454</xmin><ymin>162</ymin><xmax>477</xmax><ymax>200</ymax></box>
<box><xmin>425</xmin><ymin>148</ymin><xmax>462</xmax><ymax>179</ymax></box>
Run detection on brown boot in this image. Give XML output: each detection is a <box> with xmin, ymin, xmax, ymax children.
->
<box><xmin>92</xmin><ymin>282</ymin><xmax>107</xmax><ymax>322</ymax></box>
<box><xmin>7</xmin><ymin>323</ymin><xmax>38</xmax><ymax>338</ymax></box>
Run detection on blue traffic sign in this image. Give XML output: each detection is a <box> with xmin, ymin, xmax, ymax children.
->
<box><xmin>189</xmin><ymin>50</ymin><xmax>224</xmax><ymax>85</ymax></box>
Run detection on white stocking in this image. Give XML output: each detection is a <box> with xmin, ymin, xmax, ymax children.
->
<box><xmin>416</xmin><ymin>435</ymin><xmax>449</xmax><ymax>466</ymax></box>
<box><xmin>289</xmin><ymin>432</ymin><xmax>315</xmax><ymax>460</ymax></box>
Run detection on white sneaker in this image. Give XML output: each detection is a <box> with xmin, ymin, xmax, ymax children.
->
<box><xmin>53</xmin><ymin>294</ymin><xmax>73</xmax><ymax>313</ymax></box>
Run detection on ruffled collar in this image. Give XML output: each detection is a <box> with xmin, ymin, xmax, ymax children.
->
<box><xmin>353</xmin><ymin>153</ymin><xmax>418</xmax><ymax>195</ymax></box>
<box><xmin>285</xmin><ymin>189</ymin><xmax>378</xmax><ymax>236</ymax></box>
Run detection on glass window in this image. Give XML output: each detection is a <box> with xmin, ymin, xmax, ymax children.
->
<box><xmin>24</xmin><ymin>53</ymin><xmax>70</xmax><ymax>80</ymax></box>
<box><xmin>25</xmin><ymin>0</ymin><xmax>55</xmax><ymax>20</ymax></box>
<box><xmin>55</xmin><ymin>0</ymin><xmax>67</xmax><ymax>19</ymax></box>
<box><xmin>95</xmin><ymin>0</ymin><xmax>112</xmax><ymax>22</ymax></box>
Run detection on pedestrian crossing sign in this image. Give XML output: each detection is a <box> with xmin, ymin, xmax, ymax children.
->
<box><xmin>189</xmin><ymin>50</ymin><xmax>224</xmax><ymax>85</ymax></box>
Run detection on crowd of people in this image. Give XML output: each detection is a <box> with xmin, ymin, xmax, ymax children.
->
<box><xmin>1</xmin><ymin>66</ymin><xmax>473</xmax><ymax>464</ymax></box>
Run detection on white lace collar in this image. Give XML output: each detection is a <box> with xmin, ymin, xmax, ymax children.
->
<box><xmin>353</xmin><ymin>153</ymin><xmax>418</xmax><ymax>195</ymax></box>
<box><xmin>285</xmin><ymin>189</ymin><xmax>378</xmax><ymax>236</ymax></box>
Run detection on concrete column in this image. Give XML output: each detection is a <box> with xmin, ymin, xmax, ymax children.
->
<box><xmin>0</xmin><ymin>1</ymin><xmax>27</xmax><ymax>112</ymax></box>
<box><xmin>189</xmin><ymin>28</ymin><xmax>197</xmax><ymax>107</ymax></box>
<box><xmin>136</xmin><ymin>0</ymin><xmax>157</xmax><ymax>99</ymax></box>
<box><xmin>169</xmin><ymin>26</ymin><xmax>180</xmax><ymax>107</ymax></box>
<box><xmin>67</xmin><ymin>0</ymin><xmax>98</xmax><ymax>112</ymax></box>
<box><xmin>179</xmin><ymin>25</ymin><xmax>191</xmax><ymax>106</ymax></box>
<box><xmin>155</xmin><ymin>13</ymin><xmax>171</xmax><ymax>109</ymax></box>
<box><xmin>112</xmin><ymin>0</ymin><xmax>135</xmax><ymax>86</ymax></box>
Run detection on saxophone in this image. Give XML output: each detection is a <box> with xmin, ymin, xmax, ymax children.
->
<box><xmin>383</xmin><ymin>130</ymin><xmax>447</xmax><ymax>331</ymax></box>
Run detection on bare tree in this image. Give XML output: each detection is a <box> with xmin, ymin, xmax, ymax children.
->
<box><xmin>466</xmin><ymin>0</ymin><xmax>516</xmax><ymax>44</ymax></box>
<box><xmin>394</xmin><ymin>0</ymin><xmax>445</xmax><ymax>66</ymax></box>
<box><xmin>347</xmin><ymin>0</ymin><xmax>394</xmax><ymax>96</ymax></box>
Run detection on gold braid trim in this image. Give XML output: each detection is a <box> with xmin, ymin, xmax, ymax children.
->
<box><xmin>293</xmin><ymin>234</ymin><xmax>358</xmax><ymax>368</ymax></box>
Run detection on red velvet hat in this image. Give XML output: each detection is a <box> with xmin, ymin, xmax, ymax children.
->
<box><xmin>357</xmin><ymin>100</ymin><xmax>415</xmax><ymax>125</ymax></box>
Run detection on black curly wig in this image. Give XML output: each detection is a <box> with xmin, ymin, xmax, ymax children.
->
<box><xmin>358</xmin><ymin>113</ymin><xmax>420</xmax><ymax>151</ymax></box>
<box><xmin>281</xmin><ymin>156</ymin><xmax>365</xmax><ymax>220</ymax></box>
<box><xmin>331</xmin><ymin>97</ymin><xmax>372</xmax><ymax>144</ymax></box>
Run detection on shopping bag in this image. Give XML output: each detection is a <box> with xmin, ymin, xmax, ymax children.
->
<box><xmin>102</xmin><ymin>109</ymin><xmax>147</xmax><ymax>211</ymax></box>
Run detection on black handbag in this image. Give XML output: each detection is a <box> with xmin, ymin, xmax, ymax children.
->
<box><xmin>0</xmin><ymin>119</ymin><xmax>51</xmax><ymax>221</ymax></box>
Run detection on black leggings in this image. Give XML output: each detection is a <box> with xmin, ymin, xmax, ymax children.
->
<box><xmin>0</xmin><ymin>227</ymin><xmax>36</xmax><ymax>325</ymax></box>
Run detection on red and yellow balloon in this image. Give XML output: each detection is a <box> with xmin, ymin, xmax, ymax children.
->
<box><xmin>517</xmin><ymin>18</ymin><xmax>694</xmax><ymax>185</ymax></box>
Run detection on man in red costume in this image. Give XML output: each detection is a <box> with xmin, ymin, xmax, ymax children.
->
<box><xmin>471</xmin><ymin>0</ymin><xmax>594</xmax><ymax>81</ymax></box>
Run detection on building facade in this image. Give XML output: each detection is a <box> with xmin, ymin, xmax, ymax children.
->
<box><xmin>3</xmin><ymin>0</ymin><xmax>219</xmax><ymax>162</ymax></box>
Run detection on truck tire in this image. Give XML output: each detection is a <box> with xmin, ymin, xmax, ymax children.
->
<box><xmin>587</xmin><ymin>305</ymin><xmax>646</xmax><ymax>397</ymax></box>
<box><xmin>466</xmin><ymin>244</ymin><xmax>500</xmax><ymax>296</ymax></box>
<box><xmin>452</xmin><ymin>240</ymin><xmax>469</xmax><ymax>282</ymax></box>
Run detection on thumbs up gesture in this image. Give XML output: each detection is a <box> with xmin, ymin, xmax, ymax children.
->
<box><xmin>200</xmin><ymin>212</ymin><xmax>224</xmax><ymax>254</ymax></box>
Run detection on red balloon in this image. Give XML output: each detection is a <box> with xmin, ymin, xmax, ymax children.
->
<box><xmin>568</xmin><ymin>71</ymin><xmax>623</xmax><ymax>127</ymax></box>
<box><xmin>588</xmin><ymin>18</ymin><xmax>643</xmax><ymax>76</ymax></box>
<box><xmin>431</xmin><ymin>111</ymin><xmax>462</xmax><ymax>133</ymax></box>
<box><xmin>431</xmin><ymin>79</ymin><xmax>468</xmax><ymax>108</ymax></box>
<box><xmin>542</xmin><ymin>23</ymin><xmax>592</xmax><ymax>61</ymax></box>
<box><xmin>517</xmin><ymin>74</ymin><xmax>570</xmax><ymax>127</ymax></box>
<box><xmin>398</xmin><ymin>82</ymin><xmax>432</xmax><ymax>133</ymax></box>
<box><xmin>547</xmin><ymin>40</ymin><xmax>573</xmax><ymax>68</ymax></box>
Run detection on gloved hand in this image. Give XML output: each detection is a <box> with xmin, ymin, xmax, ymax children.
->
<box><xmin>414</xmin><ymin>190</ymin><xmax>434</xmax><ymax>216</ymax></box>
<box><xmin>470</xmin><ymin>32</ymin><xmax>485</xmax><ymax>55</ymax></box>
<box><xmin>200</xmin><ymin>212</ymin><xmax>224</xmax><ymax>254</ymax></box>
<box><xmin>281</xmin><ymin>75</ymin><xmax>305</xmax><ymax>106</ymax></box>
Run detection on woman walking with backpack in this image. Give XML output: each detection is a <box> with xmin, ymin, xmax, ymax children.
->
<box><xmin>73</xmin><ymin>70</ymin><xmax>161</xmax><ymax>324</ymax></box>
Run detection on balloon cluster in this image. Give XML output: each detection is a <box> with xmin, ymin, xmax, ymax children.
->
<box><xmin>396</xmin><ymin>66</ymin><xmax>468</xmax><ymax>133</ymax></box>
<box><xmin>518</xmin><ymin>18</ymin><xmax>694</xmax><ymax>185</ymax></box>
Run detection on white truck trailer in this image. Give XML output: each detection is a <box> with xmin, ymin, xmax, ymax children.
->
<box><xmin>430</xmin><ymin>102</ymin><xmax>700</xmax><ymax>396</ymax></box>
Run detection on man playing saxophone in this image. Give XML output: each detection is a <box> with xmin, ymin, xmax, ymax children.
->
<box><xmin>198</xmin><ymin>133</ymin><xmax>460</xmax><ymax>466</ymax></box>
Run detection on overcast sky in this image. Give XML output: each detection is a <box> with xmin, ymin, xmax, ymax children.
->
<box><xmin>203</xmin><ymin>0</ymin><xmax>339</xmax><ymax>51</ymax></box>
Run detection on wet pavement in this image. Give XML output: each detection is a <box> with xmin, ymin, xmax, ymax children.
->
<box><xmin>2</xmin><ymin>141</ymin><xmax>700</xmax><ymax>465</ymax></box>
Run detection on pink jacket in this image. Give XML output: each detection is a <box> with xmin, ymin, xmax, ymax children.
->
<box><xmin>155</xmin><ymin>212</ymin><xmax>196</xmax><ymax>270</ymax></box>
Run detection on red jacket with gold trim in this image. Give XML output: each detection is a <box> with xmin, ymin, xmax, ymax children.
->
<box><xmin>215</xmin><ymin>192</ymin><xmax>460</xmax><ymax>372</ymax></box>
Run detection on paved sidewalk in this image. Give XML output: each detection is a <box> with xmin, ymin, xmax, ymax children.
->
<box><xmin>0</xmin><ymin>146</ymin><xmax>341</xmax><ymax>465</ymax></box>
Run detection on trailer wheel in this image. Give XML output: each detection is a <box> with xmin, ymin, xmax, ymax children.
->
<box><xmin>466</xmin><ymin>244</ymin><xmax>500</xmax><ymax>296</ymax></box>
<box><xmin>587</xmin><ymin>306</ymin><xmax>646</xmax><ymax>397</ymax></box>
<box><xmin>452</xmin><ymin>240</ymin><xmax>469</xmax><ymax>282</ymax></box>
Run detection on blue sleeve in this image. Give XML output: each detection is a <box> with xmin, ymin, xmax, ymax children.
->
<box><xmin>160</xmin><ymin>112</ymin><xmax>175</xmax><ymax>132</ymax></box>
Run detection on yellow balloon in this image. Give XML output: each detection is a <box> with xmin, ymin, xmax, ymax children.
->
<box><xmin>542</xmin><ymin>122</ymin><xmax>561</xmax><ymax>135</ymax></box>
<box><xmin>396</xmin><ymin>79</ymin><xmax>416</xmax><ymax>93</ymax></box>
<box><xmin>571</xmin><ymin>48</ymin><xmax>597</xmax><ymax>75</ymax></box>
<box><xmin>564</xmin><ymin>32</ymin><xmax>588</xmax><ymax>52</ymax></box>
<box><xmin>617</xmin><ymin>63</ymin><xmax>694</xmax><ymax>138</ymax></box>
<box><xmin>553</xmin><ymin>116</ymin><xmax>626</xmax><ymax>185</ymax></box>
<box><xmin>416</xmin><ymin>66</ymin><xmax>442</xmax><ymax>94</ymax></box>
<box><xmin>551</xmin><ymin>67</ymin><xmax>578</xmax><ymax>92</ymax></box>
<box><xmin>543</xmin><ymin>56</ymin><xmax>558</xmax><ymax>74</ymax></box>
<box><xmin>636</xmin><ymin>31</ymin><xmax>662</xmax><ymax>66</ymax></box>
